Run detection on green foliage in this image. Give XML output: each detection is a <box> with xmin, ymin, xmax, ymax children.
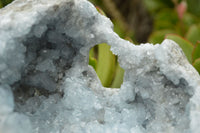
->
<box><xmin>192</xmin><ymin>42</ymin><xmax>200</xmax><ymax>62</ymax></box>
<box><xmin>186</xmin><ymin>0</ymin><xmax>200</xmax><ymax>17</ymax></box>
<box><xmin>149</xmin><ymin>30</ymin><xmax>176</xmax><ymax>44</ymax></box>
<box><xmin>89</xmin><ymin>47</ymin><xmax>98</xmax><ymax>70</ymax></box>
<box><xmin>143</xmin><ymin>0</ymin><xmax>174</xmax><ymax>13</ymax></box>
<box><xmin>95</xmin><ymin>43</ymin><xmax>116</xmax><ymax>87</ymax></box>
<box><xmin>193</xmin><ymin>58</ymin><xmax>200</xmax><ymax>73</ymax></box>
<box><xmin>154</xmin><ymin>10</ymin><xmax>178</xmax><ymax>30</ymax></box>
<box><xmin>89</xmin><ymin>43</ymin><xmax>124</xmax><ymax>88</ymax></box>
<box><xmin>186</xmin><ymin>24</ymin><xmax>200</xmax><ymax>44</ymax></box>
<box><xmin>0</xmin><ymin>0</ymin><xmax>13</xmax><ymax>7</ymax></box>
<box><xmin>110</xmin><ymin>62</ymin><xmax>124</xmax><ymax>88</ymax></box>
<box><xmin>182</xmin><ymin>13</ymin><xmax>200</xmax><ymax>30</ymax></box>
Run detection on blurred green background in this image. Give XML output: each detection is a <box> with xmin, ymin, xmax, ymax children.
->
<box><xmin>0</xmin><ymin>0</ymin><xmax>13</xmax><ymax>7</ymax></box>
<box><xmin>1</xmin><ymin>0</ymin><xmax>200</xmax><ymax>88</ymax></box>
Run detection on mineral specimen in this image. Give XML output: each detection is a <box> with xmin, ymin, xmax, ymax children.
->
<box><xmin>0</xmin><ymin>0</ymin><xmax>200</xmax><ymax>133</ymax></box>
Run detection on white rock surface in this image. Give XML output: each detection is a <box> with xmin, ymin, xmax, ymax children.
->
<box><xmin>0</xmin><ymin>0</ymin><xmax>200</xmax><ymax>133</ymax></box>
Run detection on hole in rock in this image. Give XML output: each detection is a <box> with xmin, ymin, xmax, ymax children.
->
<box><xmin>89</xmin><ymin>43</ymin><xmax>124</xmax><ymax>88</ymax></box>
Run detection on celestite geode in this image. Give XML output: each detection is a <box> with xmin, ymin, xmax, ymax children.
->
<box><xmin>0</xmin><ymin>0</ymin><xmax>200</xmax><ymax>133</ymax></box>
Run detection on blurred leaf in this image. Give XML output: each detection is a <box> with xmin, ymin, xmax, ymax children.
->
<box><xmin>186</xmin><ymin>0</ymin><xmax>200</xmax><ymax>17</ymax></box>
<box><xmin>89</xmin><ymin>0</ymin><xmax>103</xmax><ymax>7</ymax></box>
<box><xmin>96</xmin><ymin>6</ymin><xmax>106</xmax><ymax>16</ymax></box>
<box><xmin>192</xmin><ymin>41</ymin><xmax>200</xmax><ymax>62</ymax></box>
<box><xmin>159</xmin><ymin>0</ymin><xmax>174</xmax><ymax>7</ymax></box>
<box><xmin>113</xmin><ymin>20</ymin><xmax>126</xmax><ymax>38</ymax></box>
<box><xmin>0</xmin><ymin>2</ymin><xmax>2</xmax><ymax>8</ymax></box>
<box><xmin>111</xmin><ymin>62</ymin><xmax>124</xmax><ymax>88</ymax></box>
<box><xmin>89</xmin><ymin>47</ymin><xmax>97</xmax><ymax>70</ymax></box>
<box><xmin>143</xmin><ymin>0</ymin><xmax>174</xmax><ymax>13</ymax></box>
<box><xmin>183</xmin><ymin>13</ymin><xmax>200</xmax><ymax>25</ymax></box>
<box><xmin>143</xmin><ymin>0</ymin><xmax>166</xmax><ymax>13</ymax></box>
<box><xmin>182</xmin><ymin>13</ymin><xmax>200</xmax><ymax>32</ymax></box>
<box><xmin>186</xmin><ymin>24</ymin><xmax>200</xmax><ymax>44</ymax></box>
<box><xmin>89</xmin><ymin>58</ymin><xmax>97</xmax><ymax>70</ymax></box>
<box><xmin>96</xmin><ymin>43</ymin><xmax>116</xmax><ymax>87</ymax></box>
<box><xmin>154</xmin><ymin>9</ymin><xmax>178</xmax><ymax>30</ymax></box>
<box><xmin>165</xmin><ymin>34</ymin><xmax>194</xmax><ymax>63</ymax></box>
<box><xmin>1</xmin><ymin>0</ymin><xmax>13</xmax><ymax>7</ymax></box>
<box><xmin>112</xmin><ymin>19</ymin><xmax>135</xmax><ymax>42</ymax></box>
<box><xmin>124</xmin><ymin>37</ymin><xmax>134</xmax><ymax>43</ymax></box>
<box><xmin>148</xmin><ymin>30</ymin><xmax>176</xmax><ymax>44</ymax></box>
<box><xmin>193</xmin><ymin>58</ymin><xmax>200</xmax><ymax>74</ymax></box>
<box><xmin>154</xmin><ymin>21</ymin><xmax>175</xmax><ymax>30</ymax></box>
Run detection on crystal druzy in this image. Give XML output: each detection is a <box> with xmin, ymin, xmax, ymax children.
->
<box><xmin>0</xmin><ymin>0</ymin><xmax>200</xmax><ymax>133</ymax></box>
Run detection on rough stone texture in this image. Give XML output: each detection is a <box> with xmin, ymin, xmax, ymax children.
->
<box><xmin>0</xmin><ymin>0</ymin><xmax>200</xmax><ymax>133</ymax></box>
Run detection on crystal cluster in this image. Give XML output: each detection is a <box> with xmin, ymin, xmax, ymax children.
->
<box><xmin>0</xmin><ymin>0</ymin><xmax>200</xmax><ymax>133</ymax></box>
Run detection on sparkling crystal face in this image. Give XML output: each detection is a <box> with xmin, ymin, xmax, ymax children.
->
<box><xmin>0</xmin><ymin>0</ymin><xmax>200</xmax><ymax>133</ymax></box>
